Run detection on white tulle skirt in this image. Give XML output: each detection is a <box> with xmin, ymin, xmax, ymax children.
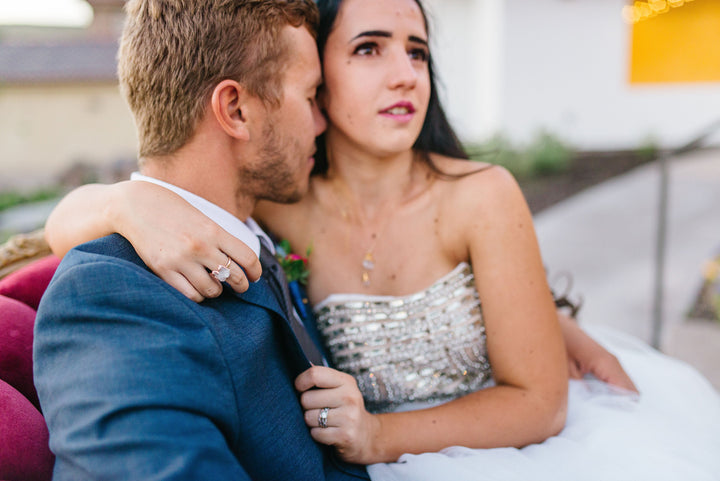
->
<box><xmin>368</xmin><ymin>326</ymin><xmax>720</xmax><ymax>481</ymax></box>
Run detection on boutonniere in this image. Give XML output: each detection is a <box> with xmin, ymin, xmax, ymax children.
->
<box><xmin>275</xmin><ymin>239</ymin><xmax>312</xmax><ymax>286</ymax></box>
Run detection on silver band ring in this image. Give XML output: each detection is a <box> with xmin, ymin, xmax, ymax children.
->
<box><xmin>318</xmin><ymin>407</ymin><xmax>329</xmax><ymax>429</ymax></box>
<box><xmin>211</xmin><ymin>256</ymin><xmax>232</xmax><ymax>282</ymax></box>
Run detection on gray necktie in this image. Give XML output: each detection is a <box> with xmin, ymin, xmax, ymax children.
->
<box><xmin>259</xmin><ymin>241</ymin><xmax>325</xmax><ymax>366</ymax></box>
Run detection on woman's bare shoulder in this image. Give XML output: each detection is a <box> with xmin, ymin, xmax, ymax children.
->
<box><xmin>431</xmin><ymin>155</ymin><xmax>492</xmax><ymax>175</ymax></box>
<box><xmin>431</xmin><ymin>155</ymin><xmax>524</xmax><ymax>208</ymax></box>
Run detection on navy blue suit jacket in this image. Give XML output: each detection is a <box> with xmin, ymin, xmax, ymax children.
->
<box><xmin>33</xmin><ymin>234</ymin><xmax>369</xmax><ymax>480</ymax></box>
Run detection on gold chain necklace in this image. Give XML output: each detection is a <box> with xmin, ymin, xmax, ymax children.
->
<box><xmin>331</xmin><ymin>183</ymin><xmax>394</xmax><ymax>288</ymax></box>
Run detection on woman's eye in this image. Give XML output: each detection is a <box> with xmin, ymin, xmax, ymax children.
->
<box><xmin>353</xmin><ymin>42</ymin><xmax>378</xmax><ymax>56</ymax></box>
<box><xmin>409</xmin><ymin>48</ymin><xmax>429</xmax><ymax>62</ymax></box>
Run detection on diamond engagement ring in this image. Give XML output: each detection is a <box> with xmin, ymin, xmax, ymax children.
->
<box><xmin>318</xmin><ymin>407</ymin><xmax>329</xmax><ymax>429</ymax></box>
<box><xmin>211</xmin><ymin>256</ymin><xmax>232</xmax><ymax>282</ymax></box>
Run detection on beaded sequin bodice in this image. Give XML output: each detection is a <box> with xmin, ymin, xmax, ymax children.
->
<box><xmin>314</xmin><ymin>262</ymin><xmax>493</xmax><ymax>413</ymax></box>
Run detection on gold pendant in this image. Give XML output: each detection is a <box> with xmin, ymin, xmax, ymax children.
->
<box><xmin>361</xmin><ymin>252</ymin><xmax>374</xmax><ymax>286</ymax></box>
<box><xmin>362</xmin><ymin>252</ymin><xmax>375</xmax><ymax>270</ymax></box>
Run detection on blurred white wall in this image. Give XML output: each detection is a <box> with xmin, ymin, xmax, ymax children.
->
<box><xmin>426</xmin><ymin>0</ymin><xmax>720</xmax><ymax>151</ymax></box>
<box><xmin>0</xmin><ymin>83</ymin><xmax>136</xmax><ymax>189</ymax></box>
<box><xmin>425</xmin><ymin>0</ymin><xmax>504</xmax><ymax>142</ymax></box>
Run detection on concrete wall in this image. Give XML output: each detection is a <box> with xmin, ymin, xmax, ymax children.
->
<box><xmin>0</xmin><ymin>82</ymin><xmax>137</xmax><ymax>188</ymax></box>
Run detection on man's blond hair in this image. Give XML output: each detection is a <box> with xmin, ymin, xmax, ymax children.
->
<box><xmin>118</xmin><ymin>0</ymin><xmax>318</xmax><ymax>159</ymax></box>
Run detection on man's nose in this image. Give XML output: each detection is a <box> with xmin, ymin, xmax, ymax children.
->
<box><xmin>313</xmin><ymin>102</ymin><xmax>327</xmax><ymax>136</ymax></box>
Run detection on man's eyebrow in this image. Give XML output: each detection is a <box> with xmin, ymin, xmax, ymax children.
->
<box><xmin>349</xmin><ymin>30</ymin><xmax>428</xmax><ymax>47</ymax></box>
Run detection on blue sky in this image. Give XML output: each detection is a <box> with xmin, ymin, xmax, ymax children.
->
<box><xmin>0</xmin><ymin>0</ymin><xmax>92</xmax><ymax>27</ymax></box>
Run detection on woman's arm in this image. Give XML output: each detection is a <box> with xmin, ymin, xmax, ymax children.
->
<box><xmin>45</xmin><ymin>183</ymin><xmax>120</xmax><ymax>258</ymax></box>
<box><xmin>296</xmin><ymin>167</ymin><xmax>568</xmax><ymax>464</ymax></box>
<box><xmin>44</xmin><ymin>181</ymin><xmax>261</xmax><ymax>301</ymax></box>
<box><xmin>299</xmin><ymin>329</ymin><xmax>634</xmax><ymax>464</ymax></box>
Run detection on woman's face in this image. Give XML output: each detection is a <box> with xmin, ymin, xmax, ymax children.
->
<box><xmin>320</xmin><ymin>0</ymin><xmax>431</xmax><ymax>159</ymax></box>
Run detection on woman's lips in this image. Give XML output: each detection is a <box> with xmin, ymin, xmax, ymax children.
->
<box><xmin>379</xmin><ymin>102</ymin><xmax>416</xmax><ymax>122</ymax></box>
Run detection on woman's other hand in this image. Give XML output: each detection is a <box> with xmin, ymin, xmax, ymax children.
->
<box><xmin>560</xmin><ymin>313</ymin><xmax>638</xmax><ymax>393</ymax></box>
<box><xmin>295</xmin><ymin>366</ymin><xmax>382</xmax><ymax>464</ymax></box>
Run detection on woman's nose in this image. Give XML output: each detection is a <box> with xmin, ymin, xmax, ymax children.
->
<box><xmin>388</xmin><ymin>50</ymin><xmax>418</xmax><ymax>89</ymax></box>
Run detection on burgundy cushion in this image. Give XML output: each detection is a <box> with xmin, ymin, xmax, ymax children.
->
<box><xmin>0</xmin><ymin>295</ymin><xmax>39</xmax><ymax>409</ymax></box>
<box><xmin>0</xmin><ymin>255</ymin><xmax>60</xmax><ymax>311</ymax></box>
<box><xmin>0</xmin><ymin>379</ymin><xmax>54</xmax><ymax>481</ymax></box>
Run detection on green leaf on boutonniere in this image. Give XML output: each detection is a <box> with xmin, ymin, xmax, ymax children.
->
<box><xmin>275</xmin><ymin>239</ymin><xmax>312</xmax><ymax>285</ymax></box>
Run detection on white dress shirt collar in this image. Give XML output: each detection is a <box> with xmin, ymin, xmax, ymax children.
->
<box><xmin>130</xmin><ymin>172</ymin><xmax>275</xmax><ymax>257</ymax></box>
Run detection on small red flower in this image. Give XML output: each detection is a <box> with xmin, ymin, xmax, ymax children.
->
<box><xmin>275</xmin><ymin>240</ymin><xmax>312</xmax><ymax>285</ymax></box>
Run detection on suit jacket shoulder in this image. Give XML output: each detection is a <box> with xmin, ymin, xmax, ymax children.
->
<box><xmin>35</xmin><ymin>234</ymin><xmax>367</xmax><ymax>480</ymax></box>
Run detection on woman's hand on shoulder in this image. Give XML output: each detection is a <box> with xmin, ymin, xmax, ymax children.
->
<box><xmin>112</xmin><ymin>181</ymin><xmax>262</xmax><ymax>302</ymax></box>
<box><xmin>45</xmin><ymin>180</ymin><xmax>262</xmax><ymax>302</ymax></box>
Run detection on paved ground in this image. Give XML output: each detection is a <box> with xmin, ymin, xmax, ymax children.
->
<box><xmin>534</xmin><ymin>147</ymin><xmax>720</xmax><ymax>390</ymax></box>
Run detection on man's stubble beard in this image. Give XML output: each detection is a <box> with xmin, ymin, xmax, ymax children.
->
<box><xmin>242</xmin><ymin>119</ymin><xmax>306</xmax><ymax>205</ymax></box>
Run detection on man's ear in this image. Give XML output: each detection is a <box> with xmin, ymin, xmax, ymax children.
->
<box><xmin>210</xmin><ymin>79</ymin><xmax>253</xmax><ymax>141</ymax></box>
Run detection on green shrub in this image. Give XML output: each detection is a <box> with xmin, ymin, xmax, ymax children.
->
<box><xmin>0</xmin><ymin>187</ymin><xmax>63</xmax><ymax>212</ymax></box>
<box><xmin>525</xmin><ymin>130</ymin><xmax>573</xmax><ymax>176</ymax></box>
<box><xmin>467</xmin><ymin>131</ymin><xmax>574</xmax><ymax>179</ymax></box>
<box><xmin>637</xmin><ymin>137</ymin><xmax>659</xmax><ymax>162</ymax></box>
<box><xmin>466</xmin><ymin>134</ymin><xmax>534</xmax><ymax>178</ymax></box>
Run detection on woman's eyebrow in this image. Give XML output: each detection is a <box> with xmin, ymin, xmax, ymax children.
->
<box><xmin>409</xmin><ymin>35</ymin><xmax>428</xmax><ymax>46</ymax></box>
<box><xmin>350</xmin><ymin>30</ymin><xmax>391</xmax><ymax>42</ymax></box>
<box><xmin>350</xmin><ymin>30</ymin><xmax>428</xmax><ymax>46</ymax></box>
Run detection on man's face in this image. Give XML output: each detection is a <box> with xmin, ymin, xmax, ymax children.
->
<box><xmin>243</xmin><ymin>25</ymin><xmax>326</xmax><ymax>204</ymax></box>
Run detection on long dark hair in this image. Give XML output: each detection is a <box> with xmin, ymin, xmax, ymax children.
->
<box><xmin>312</xmin><ymin>0</ymin><xmax>469</xmax><ymax>177</ymax></box>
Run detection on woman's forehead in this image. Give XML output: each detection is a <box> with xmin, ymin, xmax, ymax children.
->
<box><xmin>332</xmin><ymin>0</ymin><xmax>427</xmax><ymax>38</ymax></box>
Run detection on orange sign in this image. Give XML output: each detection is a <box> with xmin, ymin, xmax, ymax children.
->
<box><xmin>629</xmin><ymin>0</ymin><xmax>720</xmax><ymax>83</ymax></box>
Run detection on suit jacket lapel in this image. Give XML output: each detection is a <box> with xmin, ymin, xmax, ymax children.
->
<box><xmin>234</xmin><ymin>279</ymin><xmax>313</xmax><ymax>372</ymax></box>
<box><xmin>235</xmin><ymin>277</ymin><xmax>286</xmax><ymax>319</ymax></box>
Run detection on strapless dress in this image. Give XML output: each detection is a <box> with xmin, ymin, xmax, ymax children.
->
<box><xmin>314</xmin><ymin>263</ymin><xmax>493</xmax><ymax>413</ymax></box>
<box><xmin>314</xmin><ymin>262</ymin><xmax>720</xmax><ymax>481</ymax></box>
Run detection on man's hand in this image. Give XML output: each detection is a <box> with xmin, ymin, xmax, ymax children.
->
<box><xmin>295</xmin><ymin>366</ymin><xmax>382</xmax><ymax>464</ymax></box>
